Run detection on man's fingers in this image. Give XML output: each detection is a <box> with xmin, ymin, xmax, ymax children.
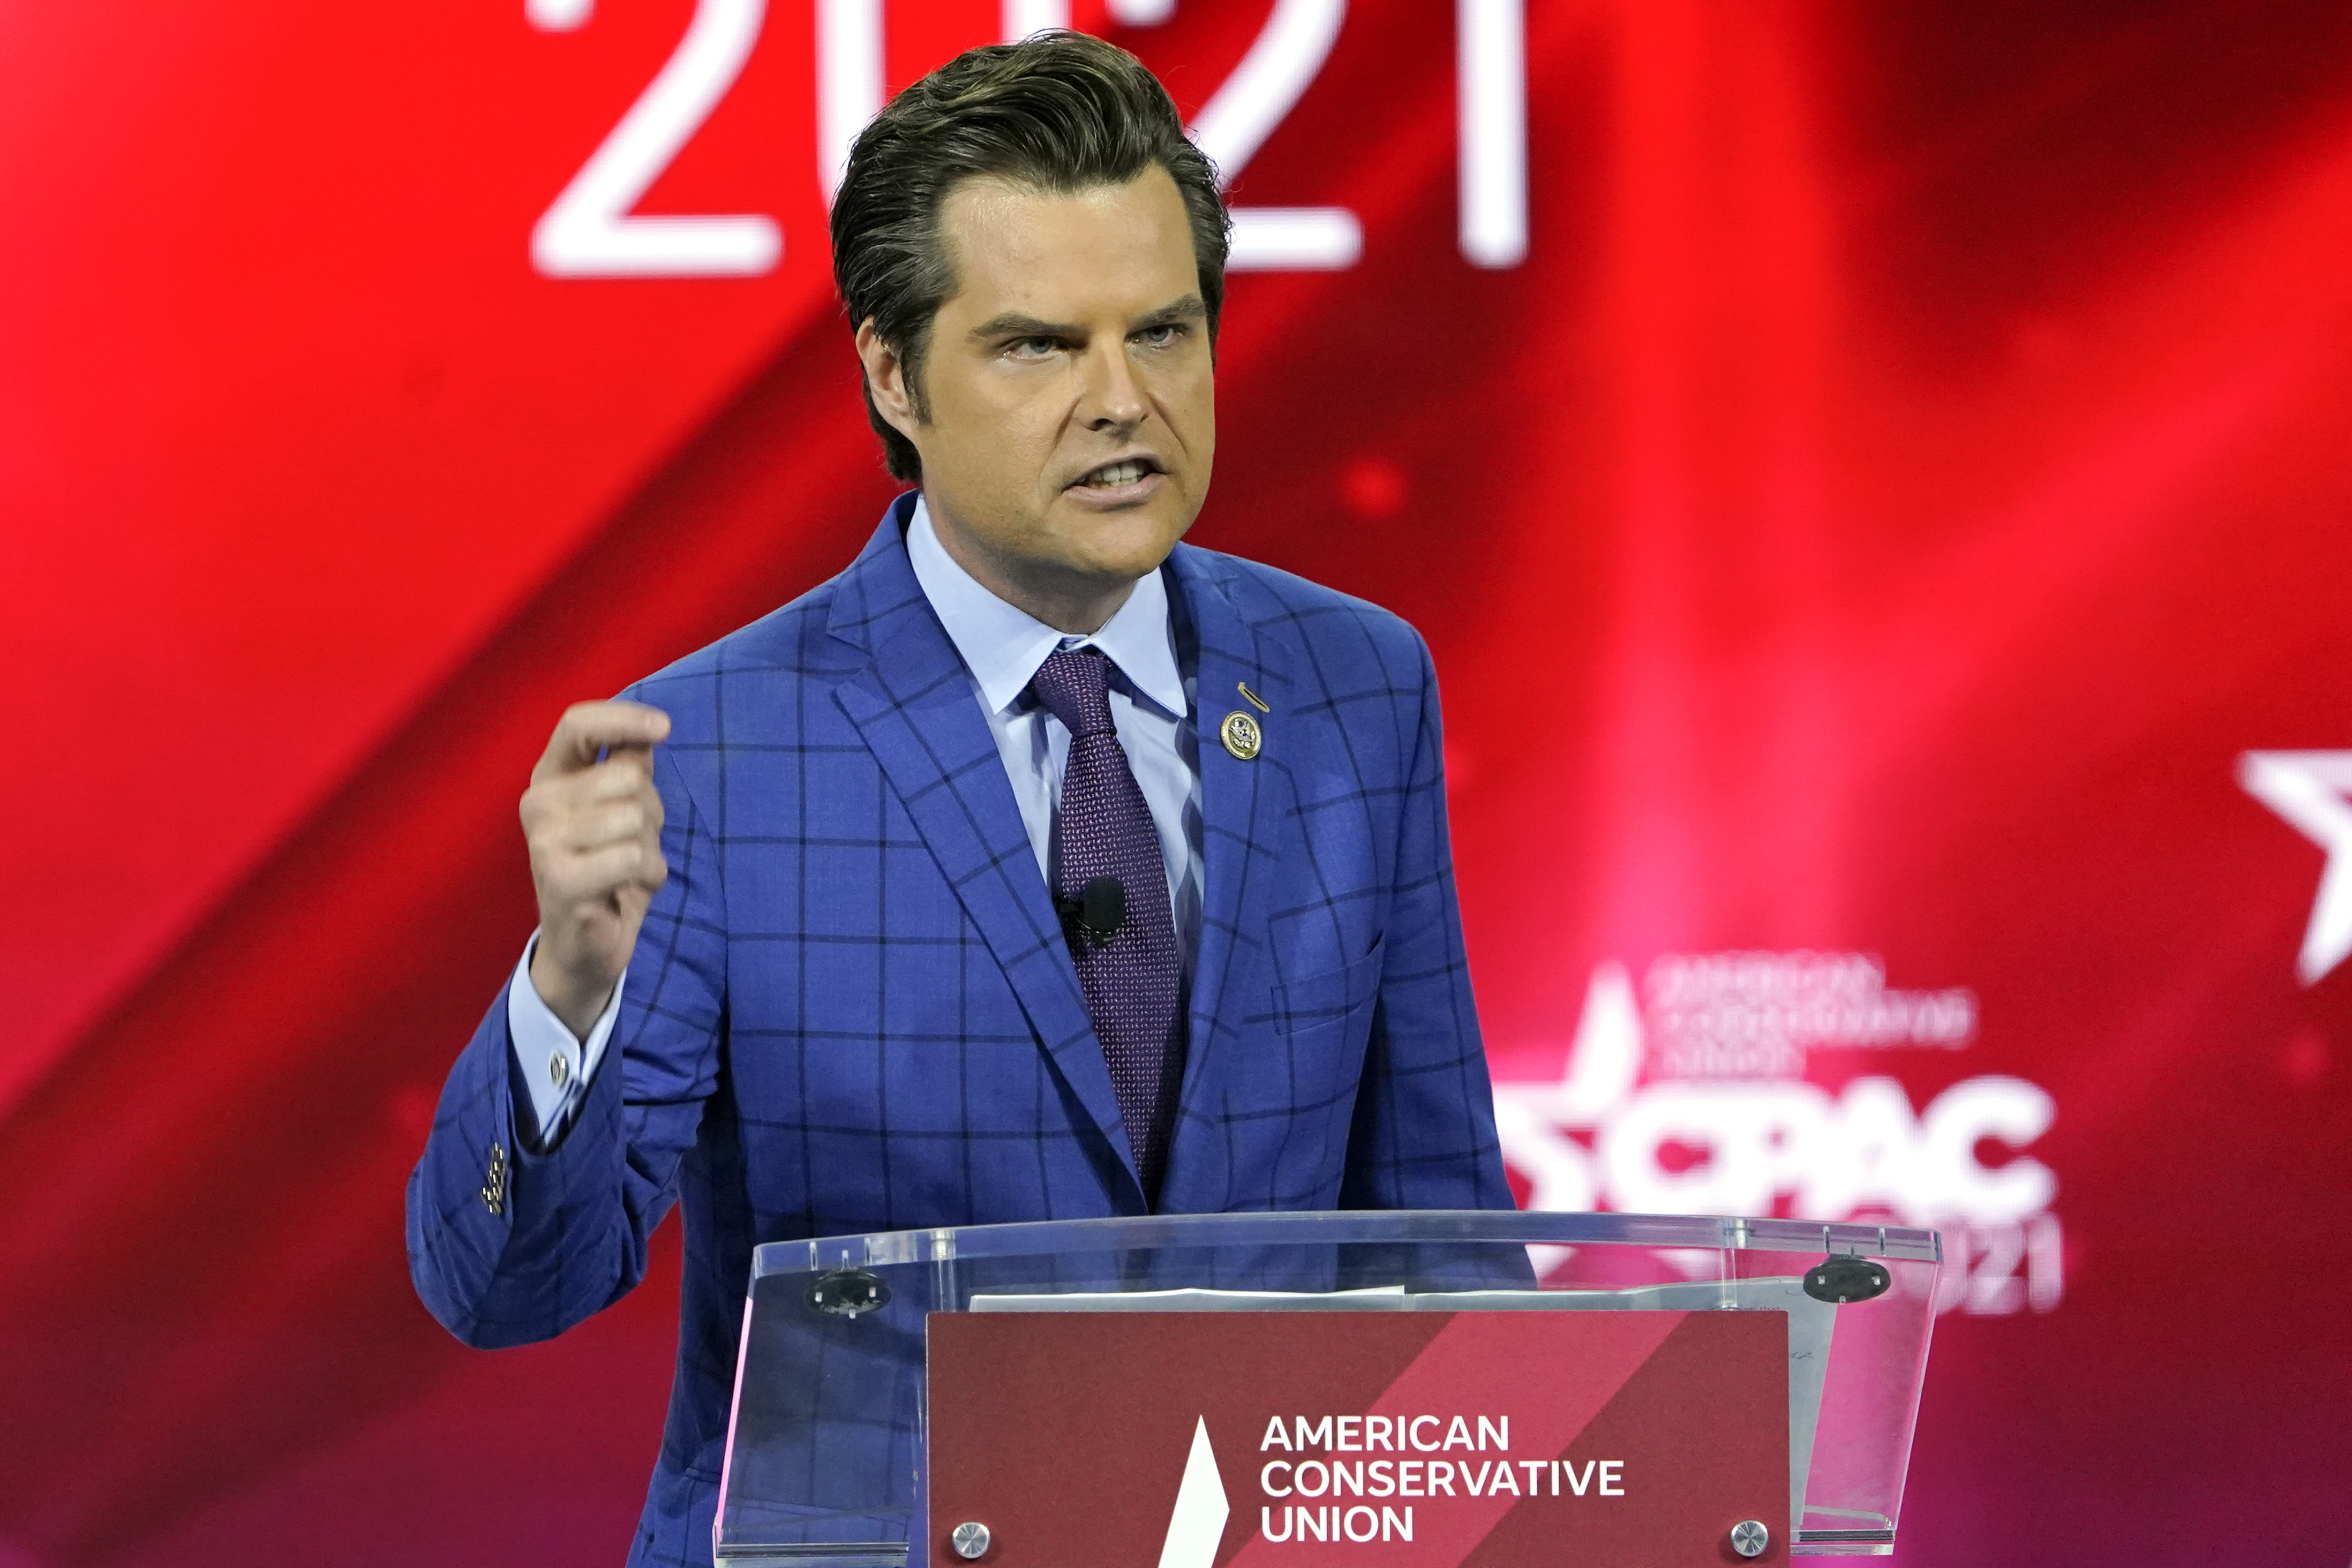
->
<box><xmin>520</xmin><ymin>702</ymin><xmax>669</xmax><ymax>1024</ymax></box>
<box><xmin>534</xmin><ymin>700</ymin><xmax>671</xmax><ymax>780</ymax></box>
<box><xmin>521</xmin><ymin>758</ymin><xmax>658</xmax><ymax>821</ymax></box>
<box><xmin>538</xmin><ymin>838</ymin><xmax>669</xmax><ymax>904</ymax></box>
<box><xmin>578</xmin><ymin>754</ymin><xmax>661</xmax><ymax>802</ymax></box>
<box><xmin>541</xmin><ymin>798</ymin><xmax>659</xmax><ymax>854</ymax></box>
<box><xmin>524</xmin><ymin>747</ymin><xmax>659</xmax><ymax>809</ymax></box>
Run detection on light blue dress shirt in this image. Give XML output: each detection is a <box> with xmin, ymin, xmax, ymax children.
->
<box><xmin>508</xmin><ymin>497</ymin><xmax>1204</xmax><ymax>1143</ymax></box>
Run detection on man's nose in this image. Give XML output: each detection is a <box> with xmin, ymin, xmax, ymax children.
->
<box><xmin>1077</xmin><ymin>339</ymin><xmax>1148</xmax><ymax>431</ymax></box>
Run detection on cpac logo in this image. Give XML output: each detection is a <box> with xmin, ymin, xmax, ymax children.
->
<box><xmin>1493</xmin><ymin>954</ymin><xmax>2064</xmax><ymax>1316</ymax></box>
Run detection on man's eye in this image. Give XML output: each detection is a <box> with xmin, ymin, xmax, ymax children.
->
<box><xmin>1009</xmin><ymin>336</ymin><xmax>1060</xmax><ymax>358</ymax></box>
<box><xmin>1136</xmin><ymin>325</ymin><xmax>1182</xmax><ymax>348</ymax></box>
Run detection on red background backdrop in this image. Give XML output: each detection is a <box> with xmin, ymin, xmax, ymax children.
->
<box><xmin>5</xmin><ymin>1</ymin><xmax>2350</xmax><ymax>1563</ymax></box>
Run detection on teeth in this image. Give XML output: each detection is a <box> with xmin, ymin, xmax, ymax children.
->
<box><xmin>1086</xmin><ymin>460</ymin><xmax>1147</xmax><ymax>487</ymax></box>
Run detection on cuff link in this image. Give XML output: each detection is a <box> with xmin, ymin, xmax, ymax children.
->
<box><xmin>480</xmin><ymin>1141</ymin><xmax>509</xmax><ymax>1215</ymax></box>
<box><xmin>549</xmin><ymin>1049</ymin><xmax>572</xmax><ymax>1090</ymax></box>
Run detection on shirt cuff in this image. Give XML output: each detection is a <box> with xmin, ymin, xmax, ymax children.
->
<box><xmin>506</xmin><ymin>934</ymin><xmax>625</xmax><ymax>1150</ymax></box>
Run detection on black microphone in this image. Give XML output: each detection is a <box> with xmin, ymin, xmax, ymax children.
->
<box><xmin>1055</xmin><ymin>875</ymin><xmax>1126</xmax><ymax>947</ymax></box>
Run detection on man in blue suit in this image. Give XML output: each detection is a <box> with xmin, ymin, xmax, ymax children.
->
<box><xmin>408</xmin><ymin>31</ymin><xmax>1511</xmax><ymax>1567</ymax></box>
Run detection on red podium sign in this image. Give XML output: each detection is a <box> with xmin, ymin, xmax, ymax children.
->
<box><xmin>928</xmin><ymin>1310</ymin><xmax>1789</xmax><ymax>1568</ymax></box>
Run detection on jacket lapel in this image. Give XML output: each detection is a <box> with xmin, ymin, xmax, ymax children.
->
<box><xmin>826</xmin><ymin>500</ymin><xmax>1143</xmax><ymax>1202</ymax></box>
<box><xmin>1163</xmin><ymin>546</ymin><xmax>1294</xmax><ymax>1154</ymax></box>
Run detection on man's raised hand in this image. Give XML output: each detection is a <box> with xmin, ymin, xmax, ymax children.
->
<box><xmin>522</xmin><ymin>700</ymin><xmax>672</xmax><ymax>1038</ymax></box>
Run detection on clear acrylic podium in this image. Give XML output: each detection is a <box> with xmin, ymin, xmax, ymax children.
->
<box><xmin>715</xmin><ymin>1211</ymin><xmax>1940</xmax><ymax>1563</ymax></box>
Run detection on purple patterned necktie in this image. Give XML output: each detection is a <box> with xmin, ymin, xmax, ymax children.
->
<box><xmin>1030</xmin><ymin>645</ymin><xmax>1185</xmax><ymax>1202</ymax></box>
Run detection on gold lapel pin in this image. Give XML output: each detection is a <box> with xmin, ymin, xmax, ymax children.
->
<box><xmin>1221</xmin><ymin>682</ymin><xmax>1268</xmax><ymax>760</ymax></box>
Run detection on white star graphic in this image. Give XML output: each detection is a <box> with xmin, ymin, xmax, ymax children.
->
<box><xmin>1157</xmin><ymin>1416</ymin><xmax>1229</xmax><ymax>1568</ymax></box>
<box><xmin>2238</xmin><ymin>750</ymin><xmax>2352</xmax><ymax>984</ymax></box>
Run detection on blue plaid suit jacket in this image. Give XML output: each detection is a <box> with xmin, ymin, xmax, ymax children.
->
<box><xmin>407</xmin><ymin>495</ymin><xmax>1512</xmax><ymax>1565</ymax></box>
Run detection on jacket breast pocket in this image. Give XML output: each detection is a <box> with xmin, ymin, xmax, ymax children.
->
<box><xmin>1268</xmin><ymin>939</ymin><xmax>1387</xmax><ymax>1044</ymax></box>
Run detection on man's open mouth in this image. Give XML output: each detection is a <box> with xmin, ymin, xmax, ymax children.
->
<box><xmin>1071</xmin><ymin>457</ymin><xmax>1160</xmax><ymax>488</ymax></box>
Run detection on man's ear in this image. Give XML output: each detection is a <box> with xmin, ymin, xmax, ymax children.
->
<box><xmin>854</xmin><ymin>320</ymin><xmax>923</xmax><ymax>443</ymax></box>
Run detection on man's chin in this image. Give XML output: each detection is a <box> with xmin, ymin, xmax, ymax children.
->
<box><xmin>1048</xmin><ymin>500</ymin><xmax>1190</xmax><ymax>571</ymax></box>
<box><xmin>1058</xmin><ymin>546</ymin><xmax>1177</xmax><ymax>590</ymax></box>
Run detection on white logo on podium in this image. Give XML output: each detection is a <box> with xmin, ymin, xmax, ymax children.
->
<box><xmin>1159</xmin><ymin>1417</ymin><xmax>1230</xmax><ymax>1568</ymax></box>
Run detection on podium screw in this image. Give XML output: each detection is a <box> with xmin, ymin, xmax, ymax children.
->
<box><xmin>951</xmin><ymin>1522</ymin><xmax>992</xmax><ymax>1560</ymax></box>
<box><xmin>1729</xmin><ymin>1519</ymin><xmax>1770</xmax><ymax>1558</ymax></box>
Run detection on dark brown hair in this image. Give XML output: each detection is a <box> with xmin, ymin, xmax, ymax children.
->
<box><xmin>829</xmin><ymin>32</ymin><xmax>1230</xmax><ymax>481</ymax></box>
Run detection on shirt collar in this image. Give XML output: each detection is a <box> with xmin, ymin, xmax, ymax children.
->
<box><xmin>905</xmin><ymin>495</ymin><xmax>1186</xmax><ymax>720</ymax></box>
